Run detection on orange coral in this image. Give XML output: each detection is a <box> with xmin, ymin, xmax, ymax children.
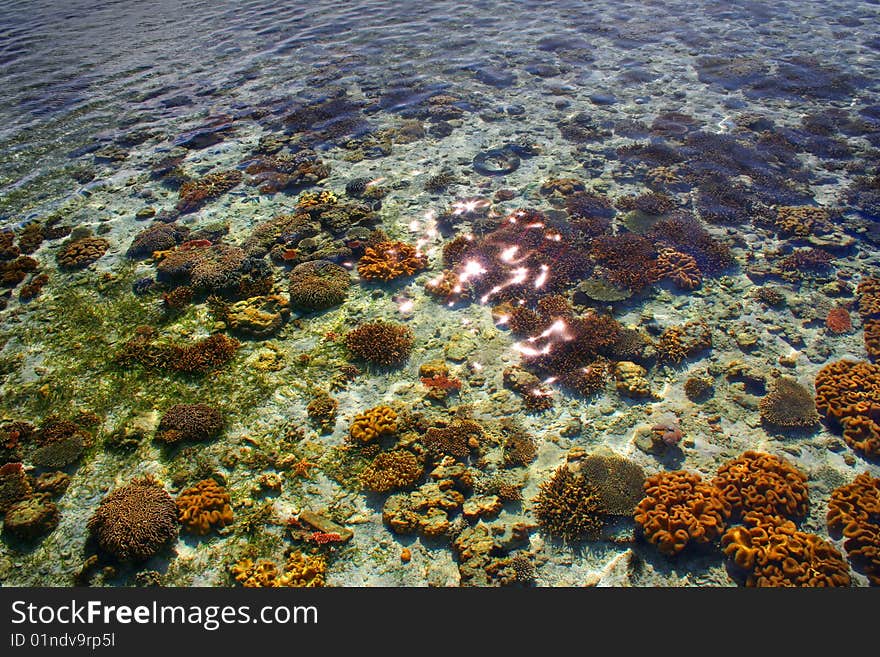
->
<box><xmin>651</xmin><ymin>247</ymin><xmax>702</xmax><ymax>290</ymax></box>
<box><xmin>655</xmin><ymin>320</ymin><xmax>712</xmax><ymax>364</ymax></box>
<box><xmin>827</xmin><ymin>472</ymin><xmax>880</xmax><ymax>585</ymax></box>
<box><xmin>773</xmin><ymin>206</ymin><xmax>831</xmax><ymax>238</ymax></box>
<box><xmin>712</xmin><ymin>451</ymin><xmax>809</xmax><ymax>521</ymax></box>
<box><xmin>825</xmin><ymin>306</ymin><xmax>853</xmax><ymax>334</ymax></box>
<box><xmin>176</xmin><ymin>479</ymin><xmax>234</xmax><ymax>535</ymax></box>
<box><xmin>856</xmin><ymin>277</ymin><xmax>880</xmax><ymax>320</ymax></box>
<box><xmin>634</xmin><ymin>470</ymin><xmax>731</xmax><ymax>556</ymax></box>
<box><xmin>357</xmin><ymin>241</ymin><xmax>428</xmax><ymax>282</ymax></box>
<box><xmin>722</xmin><ymin>512</ymin><xmax>850</xmax><ymax>587</ymax></box>
<box><xmin>231</xmin><ymin>551</ymin><xmax>326</xmax><ymax>587</ymax></box>
<box><xmin>864</xmin><ymin>318</ymin><xmax>880</xmax><ymax>361</ymax></box>
<box><xmin>814</xmin><ymin>360</ymin><xmax>880</xmax><ymax>459</ymax></box>
<box><xmin>349</xmin><ymin>405</ymin><xmax>398</xmax><ymax>443</ymax></box>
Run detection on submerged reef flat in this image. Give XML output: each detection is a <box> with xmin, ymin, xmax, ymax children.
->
<box><xmin>1</xmin><ymin>0</ymin><xmax>880</xmax><ymax>588</ymax></box>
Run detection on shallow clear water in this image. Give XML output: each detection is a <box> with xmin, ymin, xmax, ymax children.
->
<box><xmin>0</xmin><ymin>0</ymin><xmax>879</xmax><ymax>587</ymax></box>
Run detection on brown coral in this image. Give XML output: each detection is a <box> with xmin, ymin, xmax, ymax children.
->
<box><xmin>344</xmin><ymin>321</ymin><xmax>414</xmax><ymax>367</ymax></box>
<box><xmin>773</xmin><ymin>205</ymin><xmax>832</xmax><ymax>237</ymax></box>
<box><xmin>231</xmin><ymin>551</ymin><xmax>326</xmax><ymax>587</ymax></box>
<box><xmin>423</xmin><ymin>419</ymin><xmax>483</xmax><ymax>460</ymax></box>
<box><xmin>288</xmin><ymin>259</ymin><xmax>350</xmax><ymax>312</ymax></box>
<box><xmin>722</xmin><ymin>512</ymin><xmax>850</xmax><ymax>587</ymax></box>
<box><xmin>359</xmin><ymin>450</ymin><xmax>424</xmax><ymax>493</ymax></box>
<box><xmin>635</xmin><ymin>470</ymin><xmax>731</xmax><ymax>556</ymax></box>
<box><xmin>56</xmin><ymin>236</ymin><xmax>109</xmax><ymax>269</ymax></box>
<box><xmin>650</xmin><ymin>247</ymin><xmax>702</xmax><ymax>290</ymax></box>
<box><xmin>156</xmin><ymin>403</ymin><xmax>224</xmax><ymax>445</ymax></box>
<box><xmin>534</xmin><ymin>464</ymin><xmax>604</xmax><ymax>542</ymax></box>
<box><xmin>865</xmin><ymin>318</ymin><xmax>880</xmax><ymax>361</ymax></box>
<box><xmin>176</xmin><ymin>169</ymin><xmax>243</xmax><ymax>213</ymax></box>
<box><xmin>349</xmin><ymin>406</ymin><xmax>398</xmax><ymax>444</ymax></box>
<box><xmin>357</xmin><ymin>241</ymin><xmax>428</xmax><ymax>282</ymax></box>
<box><xmin>827</xmin><ymin>472</ymin><xmax>880</xmax><ymax>585</ymax></box>
<box><xmin>825</xmin><ymin>306</ymin><xmax>853</xmax><ymax>334</ymax></box>
<box><xmin>87</xmin><ymin>476</ymin><xmax>178</xmax><ymax>561</ymax></box>
<box><xmin>759</xmin><ymin>377</ymin><xmax>820</xmax><ymax>429</ymax></box>
<box><xmin>856</xmin><ymin>277</ymin><xmax>880</xmax><ymax>320</ymax></box>
<box><xmin>712</xmin><ymin>451</ymin><xmax>809</xmax><ymax>521</ymax></box>
<box><xmin>176</xmin><ymin>479</ymin><xmax>234</xmax><ymax>535</ymax></box>
<box><xmin>655</xmin><ymin>320</ymin><xmax>712</xmax><ymax>364</ymax></box>
<box><xmin>814</xmin><ymin>360</ymin><xmax>880</xmax><ymax>459</ymax></box>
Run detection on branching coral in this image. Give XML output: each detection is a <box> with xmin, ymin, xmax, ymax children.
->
<box><xmin>759</xmin><ymin>377</ymin><xmax>820</xmax><ymax>429</ymax></box>
<box><xmin>357</xmin><ymin>241</ymin><xmax>428</xmax><ymax>281</ymax></box>
<box><xmin>722</xmin><ymin>512</ymin><xmax>850</xmax><ymax>587</ymax></box>
<box><xmin>156</xmin><ymin>403</ymin><xmax>223</xmax><ymax>445</ymax></box>
<box><xmin>646</xmin><ymin>212</ymin><xmax>735</xmax><ymax>275</ymax></box>
<box><xmin>176</xmin><ymin>479</ymin><xmax>234</xmax><ymax>535</ymax></box>
<box><xmin>635</xmin><ymin>470</ymin><xmax>731</xmax><ymax>556</ymax></box>
<box><xmin>349</xmin><ymin>406</ymin><xmax>398</xmax><ymax>444</ymax></box>
<box><xmin>655</xmin><ymin>320</ymin><xmax>712</xmax><ymax>364</ymax></box>
<box><xmin>344</xmin><ymin>321</ymin><xmax>414</xmax><ymax>367</ymax></box>
<box><xmin>87</xmin><ymin>475</ymin><xmax>178</xmax><ymax>561</ymax></box>
<box><xmin>359</xmin><ymin>450</ymin><xmax>424</xmax><ymax>492</ymax></box>
<box><xmin>650</xmin><ymin>247</ymin><xmax>703</xmax><ymax>290</ymax></box>
<box><xmin>827</xmin><ymin>472</ymin><xmax>880</xmax><ymax>585</ymax></box>
<box><xmin>712</xmin><ymin>451</ymin><xmax>809</xmax><ymax>521</ymax></box>
<box><xmin>533</xmin><ymin>464</ymin><xmax>604</xmax><ymax>542</ymax></box>
<box><xmin>176</xmin><ymin>169</ymin><xmax>243</xmax><ymax>213</ymax></box>
<box><xmin>814</xmin><ymin>360</ymin><xmax>880</xmax><ymax>458</ymax></box>
<box><xmin>590</xmin><ymin>233</ymin><xmax>657</xmax><ymax>292</ymax></box>
<box><xmin>773</xmin><ymin>205</ymin><xmax>832</xmax><ymax>237</ymax></box>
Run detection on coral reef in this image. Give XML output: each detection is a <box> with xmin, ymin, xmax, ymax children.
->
<box><xmin>176</xmin><ymin>169</ymin><xmax>243</xmax><ymax>213</ymax></box>
<box><xmin>156</xmin><ymin>403</ymin><xmax>224</xmax><ymax>445</ymax></box>
<box><xmin>176</xmin><ymin>479</ymin><xmax>234</xmax><ymax>535</ymax></box>
<box><xmin>827</xmin><ymin>472</ymin><xmax>880</xmax><ymax>585</ymax></box>
<box><xmin>307</xmin><ymin>391</ymin><xmax>338</xmax><ymax>433</ymax></box>
<box><xmin>533</xmin><ymin>464</ymin><xmax>604</xmax><ymax>541</ymax></box>
<box><xmin>722</xmin><ymin>512</ymin><xmax>851</xmax><ymax>587</ymax></box>
<box><xmin>117</xmin><ymin>328</ymin><xmax>240</xmax><ymax>375</ymax></box>
<box><xmin>126</xmin><ymin>223</ymin><xmax>190</xmax><ymax>258</ymax></box>
<box><xmin>223</xmin><ymin>295</ymin><xmax>289</xmax><ymax>337</ymax></box>
<box><xmin>349</xmin><ymin>406</ymin><xmax>398</xmax><ymax>444</ymax></box>
<box><xmin>651</xmin><ymin>247</ymin><xmax>702</xmax><ymax>290</ymax></box>
<box><xmin>344</xmin><ymin>321</ymin><xmax>414</xmax><ymax>367</ymax></box>
<box><xmin>357</xmin><ymin>241</ymin><xmax>427</xmax><ymax>281</ymax></box>
<box><xmin>56</xmin><ymin>236</ymin><xmax>109</xmax><ymax>269</ymax></box>
<box><xmin>231</xmin><ymin>551</ymin><xmax>326</xmax><ymax>587</ymax></box>
<box><xmin>635</xmin><ymin>470</ymin><xmax>731</xmax><ymax>555</ymax></box>
<box><xmin>288</xmin><ymin>260</ymin><xmax>351</xmax><ymax>312</ymax></box>
<box><xmin>655</xmin><ymin>320</ymin><xmax>712</xmax><ymax>364</ymax></box>
<box><xmin>359</xmin><ymin>450</ymin><xmax>424</xmax><ymax>492</ymax></box>
<box><xmin>422</xmin><ymin>419</ymin><xmax>483</xmax><ymax>460</ymax></box>
<box><xmin>3</xmin><ymin>494</ymin><xmax>60</xmax><ymax>541</ymax></box>
<box><xmin>87</xmin><ymin>476</ymin><xmax>178</xmax><ymax>561</ymax></box>
<box><xmin>814</xmin><ymin>360</ymin><xmax>880</xmax><ymax>458</ymax></box>
<box><xmin>712</xmin><ymin>451</ymin><xmax>809</xmax><ymax>521</ymax></box>
<box><xmin>759</xmin><ymin>377</ymin><xmax>820</xmax><ymax>429</ymax></box>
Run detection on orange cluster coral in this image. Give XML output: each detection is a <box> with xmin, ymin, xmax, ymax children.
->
<box><xmin>814</xmin><ymin>360</ymin><xmax>880</xmax><ymax>458</ymax></box>
<box><xmin>357</xmin><ymin>241</ymin><xmax>428</xmax><ymax>282</ymax></box>
<box><xmin>230</xmin><ymin>551</ymin><xmax>326</xmax><ymax>587</ymax></box>
<box><xmin>651</xmin><ymin>247</ymin><xmax>702</xmax><ymax>290</ymax></box>
<box><xmin>176</xmin><ymin>479</ymin><xmax>234</xmax><ymax>535</ymax></box>
<box><xmin>721</xmin><ymin>512</ymin><xmax>851</xmax><ymax>587</ymax></box>
<box><xmin>349</xmin><ymin>406</ymin><xmax>398</xmax><ymax>443</ymax></box>
<box><xmin>712</xmin><ymin>451</ymin><xmax>809</xmax><ymax>521</ymax></box>
<box><xmin>827</xmin><ymin>472</ymin><xmax>880</xmax><ymax>585</ymax></box>
<box><xmin>634</xmin><ymin>470</ymin><xmax>731</xmax><ymax>555</ymax></box>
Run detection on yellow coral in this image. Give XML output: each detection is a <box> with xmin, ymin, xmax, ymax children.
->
<box><xmin>176</xmin><ymin>479</ymin><xmax>234</xmax><ymax>535</ymax></box>
<box><xmin>231</xmin><ymin>551</ymin><xmax>326</xmax><ymax>587</ymax></box>
<box><xmin>349</xmin><ymin>405</ymin><xmax>398</xmax><ymax>443</ymax></box>
<box><xmin>357</xmin><ymin>241</ymin><xmax>428</xmax><ymax>282</ymax></box>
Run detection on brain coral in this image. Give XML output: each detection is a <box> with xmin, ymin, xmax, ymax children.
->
<box><xmin>759</xmin><ymin>377</ymin><xmax>820</xmax><ymax>429</ymax></box>
<box><xmin>533</xmin><ymin>464</ymin><xmax>605</xmax><ymax>542</ymax></box>
<box><xmin>856</xmin><ymin>277</ymin><xmax>880</xmax><ymax>320</ymax></box>
<box><xmin>359</xmin><ymin>450</ymin><xmax>424</xmax><ymax>493</ymax></box>
<box><xmin>357</xmin><ymin>241</ymin><xmax>428</xmax><ymax>282</ymax></box>
<box><xmin>87</xmin><ymin>476</ymin><xmax>178</xmax><ymax>561</ymax></box>
<box><xmin>722</xmin><ymin>512</ymin><xmax>851</xmax><ymax>587</ymax></box>
<box><xmin>56</xmin><ymin>236</ymin><xmax>109</xmax><ymax>269</ymax></box>
<box><xmin>288</xmin><ymin>259</ymin><xmax>350</xmax><ymax>312</ymax></box>
<box><xmin>712</xmin><ymin>451</ymin><xmax>809</xmax><ymax>521</ymax></box>
<box><xmin>126</xmin><ymin>223</ymin><xmax>190</xmax><ymax>259</ymax></box>
<box><xmin>231</xmin><ymin>551</ymin><xmax>326</xmax><ymax>587</ymax></box>
<box><xmin>349</xmin><ymin>405</ymin><xmax>398</xmax><ymax>443</ymax></box>
<box><xmin>176</xmin><ymin>479</ymin><xmax>234</xmax><ymax>535</ymax></box>
<box><xmin>814</xmin><ymin>360</ymin><xmax>880</xmax><ymax>458</ymax></box>
<box><xmin>344</xmin><ymin>321</ymin><xmax>414</xmax><ymax>367</ymax></box>
<box><xmin>827</xmin><ymin>472</ymin><xmax>880</xmax><ymax>585</ymax></box>
<box><xmin>156</xmin><ymin>403</ymin><xmax>224</xmax><ymax>445</ymax></box>
<box><xmin>635</xmin><ymin>470</ymin><xmax>731</xmax><ymax>556</ymax></box>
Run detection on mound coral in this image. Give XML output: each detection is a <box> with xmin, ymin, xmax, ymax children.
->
<box><xmin>712</xmin><ymin>451</ymin><xmax>809</xmax><ymax>521</ymax></box>
<box><xmin>344</xmin><ymin>321</ymin><xmax>414</xmax><ymax>367</ymax></box>
<box><xmin>382</xmin><ymin>476</ymin><xmax>467</xmax><ymax>538</ymax></box>
<box><xmin>357</xmin><ymin>241</ymin><xmax>428</xmax><ymax>282</ymax></box>
<box><xmin>576</xmin><ymin>450</ymin><xmax>646</xmax><ymax>516</ymax></box>
<box><xmin>759</xmin><ymin>377</ymin><xmax>820</xmax><ymax>429</ymax></box>
<box><xmin>722</xmin><ymin>512</ymin><xmax>850</xmax><ymax>587</ymax></box>
<box><xmin>533</xmin><ymin>464</ymin><xmax>604</xmax><ymax>542</ymax></box>
<box><xmin>176</xmin><ymin>169</ymin><xmax>243</xmax><ymax>213</ymax></box>
<box><xmin>56</xmin><ymin>236</ymin><xmax>109</xmax><ymax>269</ymax></box>
<box><xmin>231</xmin><ymin>551</ymin><xmax>326</xmax><ymax>587</ymax></box>
<box><xmin>501</xmin><ymin>427</ymin><xmax>537</xmax><ymax>468</ymax></box>
<box><xmin>349</xmin><ymin>406</ymin><xmax>398</xmax><ymax>444</ymax></box>
<box><xmin>223</xmin><ymin>294</ymin><xmax>289</xmax><ymax>337</ymax></box>
<box><xmin>156</xmin><ymin>403</ymin><xmax>224</xmax><ymax>445</ymax></box>
<box><xmin>650</xmin><ymin>247</ymin><xmax>702</xmax><ymax>290</ymax></box>
<box><xmin>635</xmin><ymin>470</ymin><xmax>731</xmax><ymax>556</ymax></box>
<box><xmin>0</xmin><ymin>462</ymin><xmax>32</xmax><ymax>513</ymax></box>
<box><xmin>87</xmin><ymin>475</ymin><xmax>178</xmax><ymax>561</ymax></box>
<box><xmin>423</xmin><ymin>419</ymin><xmax>483</xmax><ymax>460</ymax></box>
<box><xmin>359</xmin><ymin>450</ymin><xmax>424</xmax><ymax>493</ymax></box>
<box><xmin>3</xmin><ymin>494</ymin><xmax>60</xmax><ymax>541</ymax></box>
<box><xmin>826</xmin><ymin>472</ymin><xmax>880</xmax><ymax>585</ymax></box>
<box><xmin>814</xmin><ymin>360</ymin><xmax>880</xmax><ymax>458</ymax></box>
<box><xmin>1</xmin><ymin>256</ymin><xmax>38</xmax><ymax>287</ymax></box>
<box><xmin>288</xmin><ymin>260</ymin><xmax>350</xmax><ymax>312</ymax></box>
<box><xmin>176</xmin><ymin>479</ymin><xmax>234</xmax><ymax>535</ymax></box>
<box><xmin>126</xmin><ymin>223</ymin><xmax>190</xmax><ymax>259</ymax></box>
<box><xmin>306</xmin><ymin>391</ymin><xmax>338</xmax><ymax>434</ymax></box>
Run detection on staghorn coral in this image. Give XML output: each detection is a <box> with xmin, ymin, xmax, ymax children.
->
<box><xmin>712</xmin><ymin>451</ymin><xmax>809</xmax><ymax>521</ymax></box>
<box><xmin>651</xmin><ymin>247</ymin><xmax>702</xmax><ymax>290</ymax></box>
<box><xmin>814</xmin><ymin>360</ymin><xmax>880</xmax><ymax>459</ymax></box>
<box><xmin>655</xmin><ymin>320</ymin><xmax>712</xmax><ymax>364</ymax></box>
<box><xmin>288</xmin><ymin>259</ymin><xmax>350</xmax><ymax>312</ymax></box>
<box><xmin>357</xmin><ymin>241</ymin><xmax>428</xmax><ymax>282</ymax></box>
<box><xmin>759</xmin><ymin>377</ymin><xmax>820</xmax><ymax>429</ymax></box>
<box><xmin>722</xmin><ymin>512</ymin><xmax>850</xmax><ymax>587</ymax></box>
<box><xmin>231</xmin><ymin>551</ymin><xmax>326</xmax><ymax>587</ymax></box>
<box><xmin>349</xmin><ymin>406</ymin><xmax>398</xmax><ymax>444</ymax></box>
<box><xmin>827</xmin><ymin>472</ymin><xmax>880</xmax><ymax>585</ymax></box>
<box><xmin>646</xmin><ymin>212</ymin><xmax>735</xmax><ymax>275</ymax></box>
<box><xmin>176</xmin><ymin>169</ymin><xmax>243</xmax><ymax>213</ymax></box>
<box><xmin>359</xmin><ymin>450</ymin><xmax>424</xmax><ymax>493</ymax></box>
<box><xmin>87</xmin><ymin>476</ymin><xmax>178</xmax><ymax>562</ymax></box>
<box><xmin>533</xmin><ymin>464</ymin><xmax>604</xmax><ymax>542</ymax></box>
<box><xmin>635</xmin><ymin>470</ymin><xmax>731</xmax><ymax>556</ymax></box>
<box><xmin>56</xmin><ymin>236</ymin><xmax>109</xmax><ymax>269</ymax></box>
<box><xmin>590</xmin><ymin>233</ymin><xmax>657</xmax><ymax>292</ymax></box>
<box><xmin>176</xmin><ymin>479</ymin><xmax>234</xmax><ymax>535</ymax></box>
<box><xmin>156</xmin><ymin>403</ymin><xmax>223</xmax><ymax>445</ymax></box>
<box><xmin>344</xmin><ymin>321</ymin><xmax>414</xmax><ymax>367</ymax></box>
